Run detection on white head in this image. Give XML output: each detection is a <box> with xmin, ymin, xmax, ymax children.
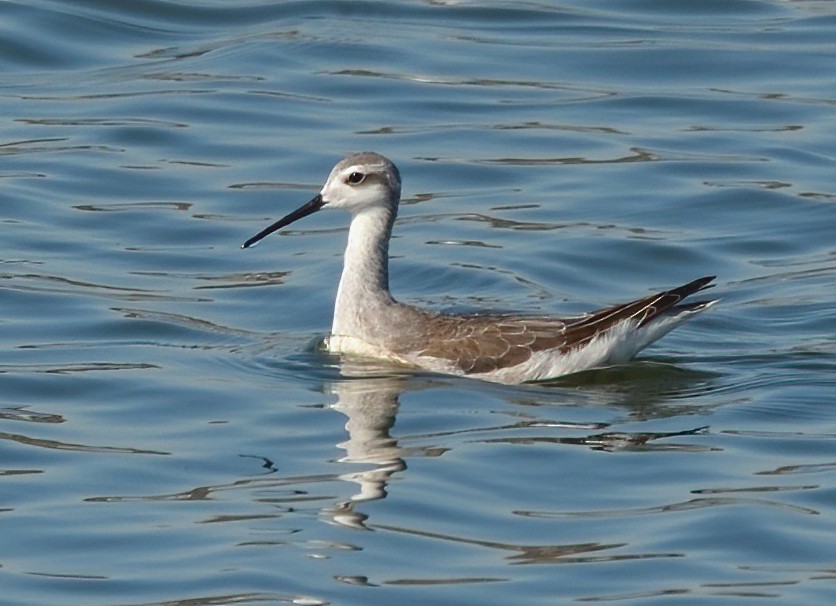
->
<box><xmin>242</xmin><ymin>152</ymin><xmax>402</xmax><ymax>249</ymax></box>
<box><xmin>321</xmin><ymin>152</ymin><xmax>401</xmax><ymax>213</ymax></box>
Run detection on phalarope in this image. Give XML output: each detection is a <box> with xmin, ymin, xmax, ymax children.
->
<box><xmin>243</xmin><ymin>152</ymin><xmax>716</xmax><ymax>384</ymax></box>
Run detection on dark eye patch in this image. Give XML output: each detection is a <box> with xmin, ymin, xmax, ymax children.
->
<box><xmin>347</xmin><ymin>172</ymin><xmax>365</xmax><ymax>185</ymax></box>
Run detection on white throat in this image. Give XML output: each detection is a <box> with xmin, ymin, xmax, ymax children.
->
<box><xmin>331</xmin><ymin>205</ymin><xmax>396</xmax><ymax>340</ymax></box>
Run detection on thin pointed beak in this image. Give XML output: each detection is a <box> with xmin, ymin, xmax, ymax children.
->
<box><xmin>241</xmin><ymin>193</ymin><xmax>325</xmax><ymax>249</ymax></box>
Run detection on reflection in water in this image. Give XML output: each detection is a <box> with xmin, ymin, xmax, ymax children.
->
<box><xmin>320</xmin><ymin>365</ymin><xmax>716</xmax><ymax>531</ymax></box>
<box><xmin>72</xmin><ymin>364</ymin><xmax>826</xmax><ymax>593</ymax></box>
<box><xmin>323</xmin><ymin>375</ymin><xmax>415</xmax><ymax>530</ymax></box>
<box><xmin>322</xmin><ymin>374</ymin><xmax>667</xmax><ymax>565</ymax></box>
<box><xmin>320</xmin><ymin>370</ymin><xmax>823</xmax><ymax>580</ymax></box>
<box><xmin>78</xmin><ymin>359</ymin><xmax>722</xmax><ymax>535</ymax></box>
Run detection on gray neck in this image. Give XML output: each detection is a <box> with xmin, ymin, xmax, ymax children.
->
<box><xmin>331</xmin><ymin>205</ymin><xmax>397</xmax><ymax>339</ymax></box>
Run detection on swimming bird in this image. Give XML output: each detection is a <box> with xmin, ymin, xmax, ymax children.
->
<box><xmin>242</xmin><ymin>152</ymin><xmax>716</xmax><ymax>384</ymax></box>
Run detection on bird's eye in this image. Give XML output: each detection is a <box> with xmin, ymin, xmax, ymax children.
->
<box><xmin>347</xmin><ymin>172</ymin><xmax>365</xmax><ymax>185</ymax></box>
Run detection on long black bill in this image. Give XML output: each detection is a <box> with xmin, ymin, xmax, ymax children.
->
<box><xmin>241</xmin><ymin>194</ymin><xmax>325</xmax><ymax>249</ymax></box>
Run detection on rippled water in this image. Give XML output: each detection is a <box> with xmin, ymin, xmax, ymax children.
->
<box><xmin>2</xmin><ymin>1</ymin><xmax>835</xmax><ymax>604</ymax></box>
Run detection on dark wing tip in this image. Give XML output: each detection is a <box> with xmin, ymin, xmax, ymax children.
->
<box><xmin>636</xmin><ymin>276</ymin><xmax>718</xmax><ymax>327</ymax></box>
<box><xmin>667</xmin><ymin>276</ymin><xmax>716</xmax><ymax>299</ymax></box>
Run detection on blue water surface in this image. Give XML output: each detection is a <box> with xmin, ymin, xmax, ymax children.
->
<box><xmin>1</xmin><ymin>1</ymin><xmax>834</xmax><ymax>604</ymax></box>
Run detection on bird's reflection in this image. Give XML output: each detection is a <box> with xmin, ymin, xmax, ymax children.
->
<box><xmin>320</xmin><ymin>364</ymin><xmax>444</xmax><ymax>529</ymax></box>
<box><xmin>318</xmin><ymin>359</ymin><xmax>716</xmax><ymax>529</ymax></box>
<box><xmin>76</xmin><ymin>352</ymin><xmax>718</xmax><ymax>536</ymax></box>
<box><xmin>321</xmin><ymin>375</ymin><xmax>405</xmax><ymax>528</ymax></box>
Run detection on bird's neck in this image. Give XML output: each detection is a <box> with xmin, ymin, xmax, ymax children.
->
<box><xmin>332</xmin><ymin>205</ymin><xmax>397</xmax><ymax>338</ymax></box>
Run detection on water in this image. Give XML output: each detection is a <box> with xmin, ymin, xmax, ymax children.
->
<box><xmin>1</xmin><ymin>0</ymin><xmax>834</xmax><ymax>604</ymax></box>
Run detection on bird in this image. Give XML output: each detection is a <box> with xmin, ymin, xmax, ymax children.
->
<box><xmin>242</xmin><ymin>152</ymin><xmax>716</xmax><ymax>384</ymax></box>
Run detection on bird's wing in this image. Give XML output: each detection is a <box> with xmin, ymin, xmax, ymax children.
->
<box><xmin>404</xmin><ymin>276</ymin><xmax>716</xmax><ymax>375</ymax></box>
